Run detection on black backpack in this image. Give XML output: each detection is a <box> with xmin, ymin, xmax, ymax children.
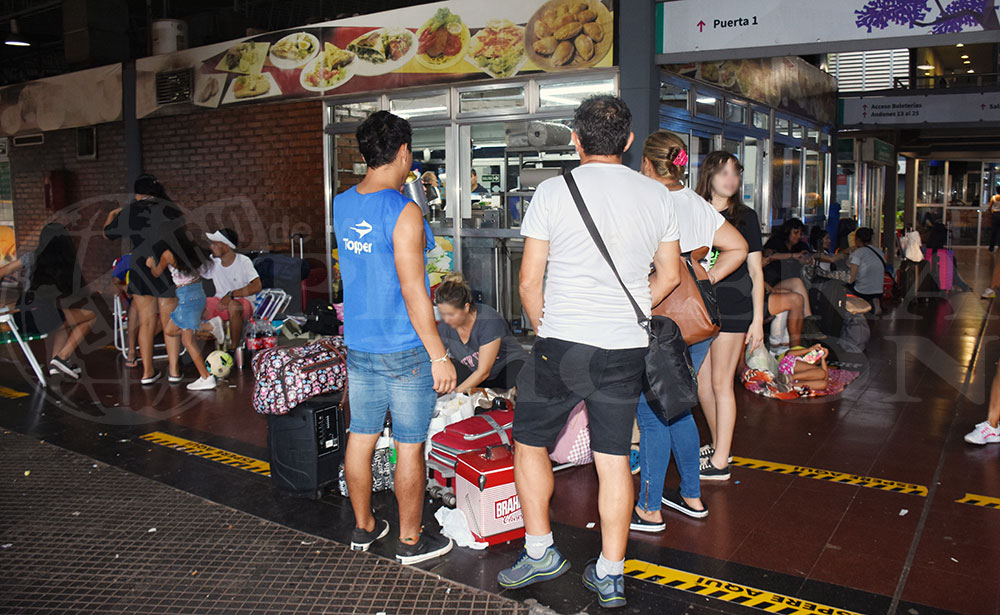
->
<box><xmin>303</xmin><ymin>300</ymin><xmax>341</xmax><ymax>336</ymax></box>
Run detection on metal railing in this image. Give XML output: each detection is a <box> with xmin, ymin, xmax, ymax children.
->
<box><xmin>894</xmin><ymin>73</ymin><xmax>1000</xmax><ymax>91</ymax></box>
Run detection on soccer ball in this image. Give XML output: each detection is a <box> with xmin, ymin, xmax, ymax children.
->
<box><xmin>205</xmin><ymin>350</ymin><xmax>233</xmax><ymax>379</ymax></box>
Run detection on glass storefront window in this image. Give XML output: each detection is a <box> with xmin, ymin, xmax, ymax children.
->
<box><xmin>753</xmin><ymin>110</ymin><xmax>769</xmax><ymax>131</ymax></box>
<box><xmin>808</xmin><ymin>128</ymin><xmax>820</xmax><ymax>143</ymax></box>
<box><xmin>916</xmin><ymin>160</ymin><xmax>946</xmax><ymax>204</ymax></box>
<box><xmin>771</xmin><ymin>143</ymin><xmax>802</xmax><ymax>227</ymax></box>
<box><xmin>389</xmin><ymin>92</ymin><xmax>449</xmax><ymax>119</ymax></box>
<box><xmin>690</xmin><ymin>134</ymin><xmax>713</xmax><ymax>188</ymax></box>
<box><xmin>694</xmin><ymin>92</ymin><xmax>721</xmax><ymax>118</ymax></box>
<box><xmin>948</xmin><ymin>160</ymin><xmax>981</xmax><ymax>206</ymax></box>
<box><xmin>538</xmin><ymin>78</ymin><xmax>615</xmax><ymax>109</ymax></box>
<box><xmin>459</xmin><ymin>85</ymin><xmax>526</xmax><ymax>115</ymax></box>
<box><xmin>775</xmin><ymin>117</ymin><xmax>790</xmax><ymax>135</ymax></box>
<box><xmin>725</xmin><ymin>102</ymin><xmax>746</xmax><ymax>125</ymax></box>
<box><xmin>792</xmin><ymin>124</ymin><xmax>805</xmax><ymax>140</ymax></box>
<box><xmin>660</xmin><ymin>81</ymin><xmax>689</xmax><ymax>111</ymax></box>
<box><xmin>331</xmin><ymin>100</ymin><xmax>379</xmax><ymax>123</ymax></box>
<box><xmin>804</xmin><ymin>150</ymin><xmax>825</xmax><ymax>225</ymax></box>
<box><xmin>836</xmin><ymin>162</ymin><xmax>856</xmax><ymax>221</ymax></box>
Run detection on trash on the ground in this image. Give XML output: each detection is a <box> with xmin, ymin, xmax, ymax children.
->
<box><xmin>899</xmin><ymin>509</ymin><xmax>909</xmax><ymax>516</ymax></box>
<box><xmin>71</xmin><ymin>511</ymin><xmax>80</xmax><ymax>516</ymax></box>
<box><xmin>950</xmin><ymin>557</ymin><xmax>958</xmax><ymax>563</ymax></box>
<box><xmin>191</xmin><ymin>570</ymin><xmax>198</xmax><ymax>576</ymax></box>
<box><xmin>445</xmin><ymin>588</ymin><xmax>451</xmax><ymax>594</ymax></box>
<box><xmin>1</xmin><ymin>544</ymin><xmax>11</xmax><ymax>549</ymax></box>
<box><xmin>734</xmin><ymin>481</ymin><xmax>740</xmax><ymax>485</ymax></box>
<box><xmin>434</xmin><ymin>506</ymin><xmax>488</xmax><ymax>550</ymax></box>
<box><xmin>300</xmin><ymin>540</ymin><xmax>315</xmax><ymax>545</ymax></box>
<box><xmin>147</xmin><ymin>528</ymin><xmax>156</xmax><ymax>533</ymax></box>
<box><xmin>586</xmin><ymin>522</ymin><xmax>596</xmax><ymax>529</ymax></box>
<box><xmin>118</xmin><ymin>439</ymin><xmax>129</xmax><ymax>443</ymax></box>
<box><xmin>114</xmin><ymin>554</ymin><xmax>119</xmax><ymax>559</ymax></box>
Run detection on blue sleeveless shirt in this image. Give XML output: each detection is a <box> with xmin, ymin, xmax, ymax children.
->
<box><xmin>333</xmin><ymin>187</ymin><xmax>435</xmax><ymax>354</ymax></box>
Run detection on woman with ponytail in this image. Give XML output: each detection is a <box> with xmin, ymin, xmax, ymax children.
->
<box><xmin>435</xmin><ymin>272</ymin><xmax>527</xmax><ymax>393</ymax></box>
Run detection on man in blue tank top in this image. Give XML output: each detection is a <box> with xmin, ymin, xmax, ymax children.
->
<box><xmin>333</xmin><ymin>111</ymin><xmax>456</xmax><ymax>565</ymax></box>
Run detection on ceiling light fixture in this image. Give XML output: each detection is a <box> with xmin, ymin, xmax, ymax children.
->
<box><xmin>956</xmin><ymin>43</ymin><xmax>965</xmax><ymax>47</ymax></box>
<box><xmin>964</xmin><ymin>60</ymin><xmax>971</xmax><ymax>64</ymax></box>
<box><xmin>961</xmin><ymin>54</ymin><xmax>969</xmax><ymax>59</ymax></box>
<box><xmin>4</xmin><ymin>19</ymin><xmax>29</xmax><ymax>47</ymax></box>
<box><xmin>968</xmin><ymin>69</ymin><xmax>975</xmax><ymax>73</ymax></box>
<box><xmin>917</xmin><ymin>64</ymin><xmax>935</xmax><ymax>70</ymax></box>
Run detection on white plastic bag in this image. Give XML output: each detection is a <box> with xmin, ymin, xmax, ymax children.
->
<box><xmin>434</xmin><ymin>506</ymin><xmax>488</xmax><ymax>550</ymax></box>
<box><xmin>425</xmin><ymin>393</ymin><xmax>474</xmax><ymax>457</ymax></box>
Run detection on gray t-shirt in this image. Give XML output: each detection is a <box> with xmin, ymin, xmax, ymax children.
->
<box><xmin>437</xmin><ymin>303</ymin><xmax>528</xmax><ymax>379</ymax></box>
<box><xmin>849</xmin><ymin>245</ymin><xmax>885</xmax><ymax>295</ymax></box>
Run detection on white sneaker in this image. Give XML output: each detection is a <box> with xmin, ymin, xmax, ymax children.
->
<box><xmin>186</xmin><ymin>375</ymin><xmax>217</xmax><ymax>391</ymax></box>
<box><xmin>982</xmin><ymin>288</ymin><xmax>996</xmax><ymax>299</ymax></box>
<box><xmin>964</xmin><ymin>421</ymin><xmax>1000</xmax><ymax>445</ymax></box>
<box><xmin>208</xmin><ymin>316</ymin><xmax>225</xmax><ymax>346</ymax></box>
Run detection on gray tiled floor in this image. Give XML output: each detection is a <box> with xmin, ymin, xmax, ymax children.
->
<box><xmin>0</xmin><ymin>430</ymin><xmax>526</xmax><ymax>615</ymax></box>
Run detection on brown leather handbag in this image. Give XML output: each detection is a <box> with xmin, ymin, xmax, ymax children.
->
<box><xmin>651</xmin><ymin>246</ymin><xmax>721</xmax><ymax>345</ymax></box>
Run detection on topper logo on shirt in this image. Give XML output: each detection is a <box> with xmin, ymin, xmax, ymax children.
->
<box><xmin>344</xmin><ymin>220</ymin><xmax>374</xmax><ymax>255</ymax></box>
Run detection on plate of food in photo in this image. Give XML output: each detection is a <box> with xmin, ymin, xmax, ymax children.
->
<box><xmin>222</xmin><ymin>72</ymin><xmax>282</xmax><ymax>104</ymax></box>
<box><xmin>299</xmin><ymin>42</ymin><xmax>356</xmax><ymax>92</ymax></box>
<box><xmin>526</xmin><ymin>0</ymin><xmax>612</xmax><ymax>72</ymax></box>
<box><xmin>415</xmin><ymin>7</ymin><xmax>470</xmax><ymax>71</ymax></box>
<box><xmin>269</xmin><ymin>31</ymin><xmax>320</xmax><ymax>70</ymax></box>
<box><xmin>193</xmin><ymin>73</ymin><xmax>226</xmax><ymax>108</ymax></box>
<box><xmin>347</xmin><ymin>27</ymin><xmax>417</xmax><ymax>76</ymax></box>
<box><xmin>465</xmin><ymin>19</ymin><xmax>526</xmax><ymax>79</ymax></box>
<box><xmin>215</xmin><ymin>41</ymin><xmax>270</xmax><ymax>74</ymax></box>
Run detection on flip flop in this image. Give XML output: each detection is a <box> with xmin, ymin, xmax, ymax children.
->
<box><xmin>124</xmin><ymin>358</ymin><xmax>140</xmax><ymax>368</ymax></box>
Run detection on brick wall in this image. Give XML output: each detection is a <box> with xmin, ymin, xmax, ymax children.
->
<box><xmin>8</xmin><ymin>99</ymin><xmax>328</xmax><ymax>289</ymax></box>
<box><xmin>139</xmin><ymin>100</ymin><xmax>326</xmax><ymax>259</ymax></box>
<box><xmin>9</xmin><ymin>122</ymin><xmax>128</xmax><ymax>286</ymax></box>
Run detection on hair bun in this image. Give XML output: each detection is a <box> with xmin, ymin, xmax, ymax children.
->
<box><xmin>442</xmin><ymin>271</ymin><xmax>466</xmax><ymax>285</ymax></box>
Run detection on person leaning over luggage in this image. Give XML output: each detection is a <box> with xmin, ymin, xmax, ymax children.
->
<box><xmin>496</xmin><ymin>95</ymin><xmax>682</xmax><ymax>609</ymax></box>
<box><xmin>434</xmin><ymin>272</ymin><xmax>528</xmax><ymax>394</ymax></box>
<box><xmin>202</xmin><ymin>228</ymin><xmax>261</xmax><ymax>349</ymax></box>
<box><xmin>848</xmin><ymin>227</ymin><xmax>886</xmax><ymax>313</ymax></box>
<box><xmin>333</xmin><ymin>110</ymin><xmax>456</xmax><ymax>566</ymax></box>
<box><xmin>629</xmin><ymin>135</ymin><xmax>747</xmax><ymax>532</ymax></box>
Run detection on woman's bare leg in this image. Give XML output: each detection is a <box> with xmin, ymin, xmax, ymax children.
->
<box><xmin>181</xmin><ymin>329</ymin><xmax>210</xmax><ymax>380</ymax></box>
<box><xmin>776</xmin><ymin>277</ymin><xmax>812</xmax><ymax>317</ymax></box>
<box><xmin>55</xmin><ymin>308</ymin><xmax>96</xmax><ymax>360</ymax></box>
<box><xmin>708</xmin><ymin>333</ymin><xmax>743</xmax><ymax>470</ymax></box>
<box><xmin>158</xmin><ymin>297</ymin><xmax>180</xmax><ymax>378</ymax></box>
<box><xmin>132</xmin><ymin>294</ymin><xmax>158</xmax><ymax>379</ymax></box>
<box><xmin>698</xmin><ymin>346</ymin><xmax>718</xmax><ymax>442</ymax></box>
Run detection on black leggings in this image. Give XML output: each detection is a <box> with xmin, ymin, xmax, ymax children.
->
<box><xmin>455</xmin><ymin>359</ymin><xmax>524</xmax><ymax>390</ymax></box>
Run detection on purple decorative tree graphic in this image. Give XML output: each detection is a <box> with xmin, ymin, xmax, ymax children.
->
<box><xmin>856</xmin><ymin>0</ymin><xmax>1000</xmax><ymax>34</ymax></box>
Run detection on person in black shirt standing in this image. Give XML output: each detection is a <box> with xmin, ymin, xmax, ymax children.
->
<box><xmin>103</xmin><ymin>174</ymin><xmax>185</xmax><ymax>385</ymax></box>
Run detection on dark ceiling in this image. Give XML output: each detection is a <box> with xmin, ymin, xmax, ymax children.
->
<box><xmin>0</xmin><ymin>0</ymin><xmax>439</xmax><ymax>86</ymax></box>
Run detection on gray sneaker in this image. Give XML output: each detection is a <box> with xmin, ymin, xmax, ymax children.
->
<box><xmin>582</xmin><ymin>560</ymin><xmax>626</xmax><ymax>609</ymax></box>
<box><xmin>497</xmin><ymin>545</ymin><xmax>570</xmax><ymax>589</ymax></box>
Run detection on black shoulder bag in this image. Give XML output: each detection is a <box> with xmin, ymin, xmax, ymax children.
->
<box><xmin>563</xmin><ymin>172</ymin><xmax>699</xmax><ymax>422</ymax></box>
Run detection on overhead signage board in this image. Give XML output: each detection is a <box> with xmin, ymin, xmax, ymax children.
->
<box><xmin>657</xmin><ymin>0</ymin><xmax>1000</xmax><ymax>63</ymax></box>
<box><xmin>840</xmin><ymin>92</ymin><xmax>1000</xmax><ymax>126</ymax></box>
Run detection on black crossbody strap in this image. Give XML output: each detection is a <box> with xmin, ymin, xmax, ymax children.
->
<box><xmin>563</xmin><ymin>172</ymin><xmax>648</xmax><ymax>329</ymax></box>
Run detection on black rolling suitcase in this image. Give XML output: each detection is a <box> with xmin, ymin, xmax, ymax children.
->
<box><xmin>809</xmin><ymin>279</ymin><xmax>848</xmax><ymax>337</ymax></box>
<box><xmin>267</xmin><ymin>391</ymin><xmax>346</xmax><ymax>500</ymax></box>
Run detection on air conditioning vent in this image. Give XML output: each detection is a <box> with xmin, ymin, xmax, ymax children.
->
<box><xmin>12</xmin><ymin>134</ymin><xmax>44</xmax><ymax>147</ymax></box>
<box><xmin>155</xmin><ymin>68</ymin><xmax>193</xmax><ymax>105</ymax></box>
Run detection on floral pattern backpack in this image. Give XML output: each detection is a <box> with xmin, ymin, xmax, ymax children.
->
<box><xmin>252</xmin><ymin>337</ymin><xmax>348</xmax><ymax>415</ymax></box>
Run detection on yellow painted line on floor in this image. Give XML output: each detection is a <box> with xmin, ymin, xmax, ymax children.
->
<box><xmin>0</xmin><ymin>385</ymin><xmax>28</xmax><ymax>399</ymax></box>
<box><xmin>731</xmin><ymin>456</ymin><xmax>928</xmax><ymax>496</ymax></box>
<box><xmin>956</xmin><ymin>492</ymin><xmax>1000</xmax><ymax>509</ymax></box>
<box><xmin>625</xmin><ymin>559</ymin><xmax>864</xmax><ymax>615</ymax></box>
<box><xmin>141</xmin><ymin>431</ymin><xmax>270</xmax><ymax>476</ymax></box>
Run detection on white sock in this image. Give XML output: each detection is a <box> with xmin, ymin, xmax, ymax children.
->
<box><xmin>596</xmin><ymin>553</ymin><xmax>624</xmax><ymax>578</ymax></box>
<box><xmin>524</xmin><ymin>532</ymin><xmax>553</xmax><ymax>560</ymax></box>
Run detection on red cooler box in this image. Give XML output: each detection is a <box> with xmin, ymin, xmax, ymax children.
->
<box><xmin>455</xmin><ymin>447</ymin><xmax>524</xmax><ymax>546</ymax></box>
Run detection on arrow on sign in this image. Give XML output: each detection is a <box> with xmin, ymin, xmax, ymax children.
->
<box><xmin>862</xmin><ymin>111</ymin><xmax>867</xmax><ymax>118</ymax></box>
<box><xmin>697</xmin><ymin>20</ymin><xmax>706</xmax><ymax>32</ymax></box>
<box><xmin>982</xmin><ymin>104</ymin><xmax>987</xmax><ymax>111</ymax></box>
<box><xmin>863</xmin><ymin>104</ymin><xmax>868</xmax><ymax>110</ymax></box>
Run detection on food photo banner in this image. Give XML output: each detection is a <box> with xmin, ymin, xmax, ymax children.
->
<box><xmin>0</xmin><ymin>64</ymin><xmax>123</xmax><ymax>136</ymax></box>
<box><xmin>136</xmin><ymin>0</ymin><xmax>615</xmax><ymax>118</ymax></box>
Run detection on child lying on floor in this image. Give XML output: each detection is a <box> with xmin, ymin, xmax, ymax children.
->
<box><xmin>777</xmin><ymin>344</ymin><xmax>829</xmax><ymax>391</ymax></box>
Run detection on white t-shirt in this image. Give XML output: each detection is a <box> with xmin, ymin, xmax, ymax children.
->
<box><xmin>521</xmin><ymin>163</ymin><xmax>680</xmax><ymax>350</ymax></box>
<box><xmin>204</xmin><ymin>254</ymin><xmax>260</xmax><ymax>301</ymax></box>
<box><xmin>669</xmin><ymin>187</ymin><xmax>725</xmax><ymax>254</ymax></box>
<box><xmin>849</xmin><ymin>245</ymin><xmax>885</xmax><ymax>295</ymax></box>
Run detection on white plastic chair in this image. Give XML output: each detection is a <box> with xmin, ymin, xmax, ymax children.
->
<box><xmin>0</xmin><ymin>307</ymin><xmax>47</xmax><ymax>387</ymax></box>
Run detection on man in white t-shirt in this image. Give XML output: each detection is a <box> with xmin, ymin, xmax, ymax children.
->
<box><xmin>496</xmin><ymin>96</ymin><xmax>681</xmax><ymax>608</ymax></box>
<box><xmin>202</xmin><ymin>228</ymin><xmax>261</xmax><ymax>346</ymax></box>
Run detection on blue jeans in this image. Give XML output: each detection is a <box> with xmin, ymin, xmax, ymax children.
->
<box><xmin>636</xmin><ymin>337</ymin><xmax>713</xmax><ymax>511</ymax></box>
<box><xmin>345</xmin><ymin>346</ymin><xmax>437</xmax><ymax>444</ymax></box>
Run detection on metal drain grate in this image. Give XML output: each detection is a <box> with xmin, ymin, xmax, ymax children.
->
<box><xmin>0</xmin><ymin>431</ymin><xmax>527</xmax><ymax>615</ymax></box>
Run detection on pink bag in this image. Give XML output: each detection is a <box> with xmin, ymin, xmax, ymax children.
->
<box><xmin>252</xmin><ymin>337</ymin><xmax>347</xmax><ymax>415</ymax></box>
<box><xmin>548</xmin><ymin>401</ymin><xmax>593</xmax><ymax>465</ymax></box>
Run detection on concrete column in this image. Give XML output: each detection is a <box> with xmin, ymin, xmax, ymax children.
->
<box><xmin>904</xmin><ymin>157</ymin><xmax>917</xmax><ymax>228</ymax></box>
<box><xmin>618</xmin><ymin>0</ymin><xmax>658</xmax><ymax>171</ymax></box>
<box><xmin>123</xmin><ymin>63</ymin><xmax>142</xmax><ymax>189</ymax></box>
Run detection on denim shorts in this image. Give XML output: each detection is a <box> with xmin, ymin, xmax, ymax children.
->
<box><xmin>346</xmin><ymin>346</ymin><xmax>437</xmax><ymax>444</ymax></box>
<box><xmin>170</xmin><ymin>283</ymin><xmax>206</xmax><ymax>331</ymax></box>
